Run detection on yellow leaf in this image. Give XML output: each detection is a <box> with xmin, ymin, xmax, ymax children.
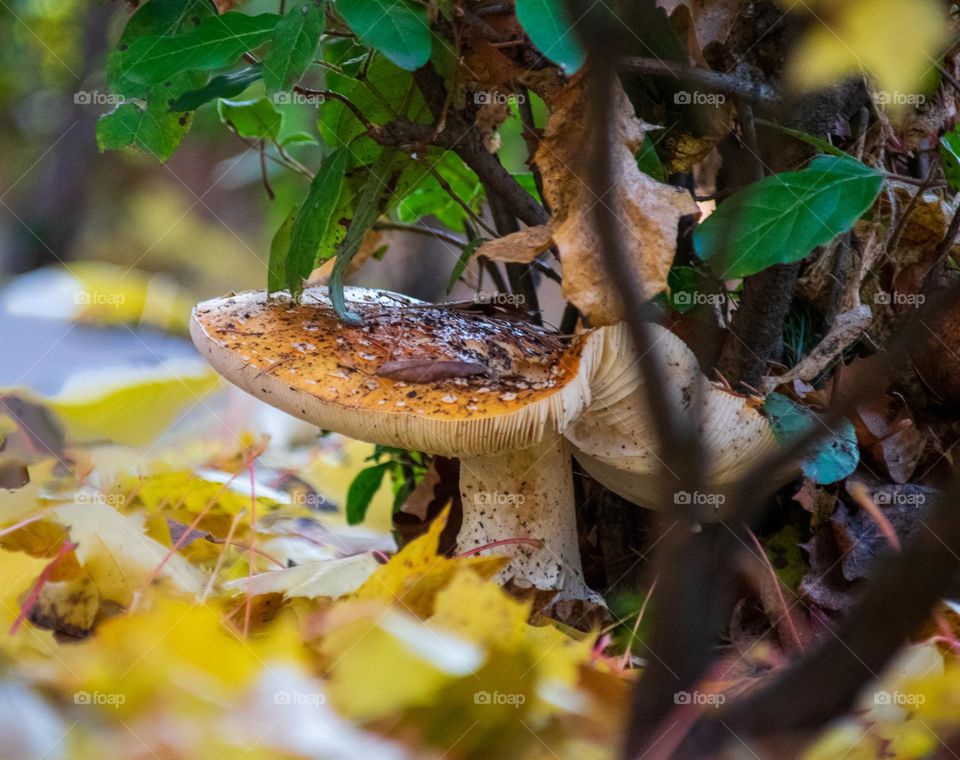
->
<box><xmin>0</xmin><ymin>460</ymin><xmax>56</xmax><ymax>528</ymax></box>
<box><xmin>121</xmin><ymin>470</ymin><xmax>287</xmax><ymax>520</ymax></box>
<box><xmin>0</xmin><ymin>550</ymin><xmax>55</xmax><ymax>630</ymax></box>
<box><xmin>2</xmin><ymin>262</ymin><xmax>196</xmax><ymax>333</ymax></box>
<box><xmin>787</xmin><ymin>0</ymin><xmax>947</xmax><ymax>102</ymax></box>
<box><xmin>46</xmin><ymin>360</ymin><xmax>219</xmax><ymax>447</ymax></box>
<box><xmin>30</xmin><ymin>573</ymin><xmax>99</xmax><ymax>638</ymax></box>
<box><xmin>430</xmin><ymin>569</ymin><xmax>593</xmax><ymax>692</ymax></box>
<box><xmin>322</xmin><ymin>601</ymin><xmax>483</xmax><ymax>720</ymax></box>
<box><xmin>354</xmin><ymin>508</ymin><xmax>506</xmax><ymax>616</ymax></box>
<box><xmin>52</xmin><ymin>500</ymin><xmax>207</xmax><ymax>605</ymax></box>
<box><xmin>62</xmin><ymin>598</ymin><xmax>304</xmax><ymax>715</ymax></box>
<box><xmin>1</xmin><ymin>517</ymin><xmax>69</xmax><ymax>558</ymax></box>
<box><xmin>226</xmin><ymin>553</ymin><xmax>381</xmax><ymax>599</ymax></box>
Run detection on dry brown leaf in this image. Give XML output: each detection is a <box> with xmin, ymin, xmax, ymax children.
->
<box><xmin>482</xmin><ymin>74</ymin><xmax>696</xmax><ymax>326</ymax></box>
<box><xmin>474</xmin><ymin>225</ymin><xmax>553</xmax><ymax>264</ymax></box>
<box><xmin>884</xmin><ymin>182</ymin><xmax>960</xmax><ymax>256</ymax></box>
<box><xmin>376</xmin><ymin>359</ymin><xmax>489</xmax><ymax>383</ymax></box>
<box><xmin>832</xmin><ymin>355</ymin><xmax>926</xmax><ymax>483</ymax></box>
<box><xmin>657</xmin><ymin>0</ymin><xmax>744</xmax><ymax>64</ymax></box>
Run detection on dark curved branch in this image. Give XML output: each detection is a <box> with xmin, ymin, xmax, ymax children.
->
<box><xmin>369</xmin><ymin>117</ymin><xmax>550</xmax><ymax>228</ymax></box>
<box><xmin>619</xmin><ymin>56</ymin><xmax>779</xmax><ymax>106</ymax></box>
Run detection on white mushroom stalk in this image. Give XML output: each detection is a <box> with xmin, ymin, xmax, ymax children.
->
<box><xmin>457</xmin><ymin>438</ymin><xmax>591</xmax><ymax>600</ymax></box>
<box><xmin>565</xmin><ymin>322</ymin><xmax>779</xmax><ymax>517</ymax></box>
<box><xmin>190</xmin><ymin>287</ymin><xmax>600</xmax><ymax>598</ymax></box>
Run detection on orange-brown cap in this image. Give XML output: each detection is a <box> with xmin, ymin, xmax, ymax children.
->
<box><xmin>190</xmin><ymin>287</ymin><xmax>600</xmax><ymax>456</ymax></box>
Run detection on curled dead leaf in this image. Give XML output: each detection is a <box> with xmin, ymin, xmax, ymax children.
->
<box><xmin>482</xmin><ymin>73</ymin><xmax>696</xmax><ymax>326</ymax></box>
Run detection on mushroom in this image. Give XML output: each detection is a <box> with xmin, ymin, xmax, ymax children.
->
<box><xmin>564</xmin><ymin>322</ymin><xmax>779</xmax><ymax>516</ymax></box>
<box><xmin>191</xmin><ymin>287</ymin><xmax>779</xmax><ymax>598</ymax></box>
<box><xmin>190</xmin><ymin>287</ymin><xmax>602</xmax><ymax>599</ymax></box>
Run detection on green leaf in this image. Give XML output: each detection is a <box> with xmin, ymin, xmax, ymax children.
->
<box><xmin>170</xmin><ymin>66</ymin><xmax>262</xmax><ymax>111</ymax></box>
<box><xmin>281</xmin><ymin>131</ymin><xmax>319</xmax><ymax>147</ymax></box>
<box><xmin>694</xmin><ymin>155</ymin><xmax>883</xmax><ymax>280</ymax></box>
<box><xmin>666</xmin><ymin>265</ymin><xmax>702</xmax><ymax>313</ymax></box>
<box><xmin>754</xmin><ymin>118</ymin><xmax>846</xmax><ymax>159</ymax></box>
<box><xmin>120</xmin><ymin>12</ymin><xmax>280</xmax><ymax>86</ymax></box>
<box><xmin>446</xmin><ymin>239</ymin><xmax>484</xmax><ymax>293</ymax></box>
<box><xmin>285</xmin><ymin>149</ymin><xmax>350</xmax><ymax>294</ymax></box>
<box><xmin>394</xmin><ymin>151</ymin><xmax>484</xmax><ymax>232</ymax></box>
<box><xmin>268</xmin><ymin>204</ymin><xmax>299</xmax><ymax>293</ymax></box>
<box><xmin>941</xmin><ymin>129</ymin><xmax>960</xmax><ymax>193</ymax></box>
<box><xmin>96</xmin><ymin>75</ymin><xmax>204</xmax><ymax>161</ymax></box>
<box><xmin>636</xmin><ymin>134</ymin><xmax>666</xmax><ymax>182</ymax></box>
<box><xmin>217</xmin><ymin>97</ymin><xmax>284</xmax><ymax>140</ymax></box>
<box><xmin>330</xmin><ymin>148</ymin><xmax>405</xmax><ymax>322</ymax></box>
<box><xmin>108</xmin><ymin>0</ymin><xmax>214</xmax><ymax>98</ymax></box>
<box><xmin>764</xmin><ymin>393</ymin><xmax>859</xmax><ymax>485</ymax></box>
<box><xmin>346</xmin><ymin>463</ymin><xmax>391</xmax><ymax>524</ymax></box>
<box><xmin>336</xmin><ymin>0</ymin><xmax>432</xmax><ymax>71</ymax></box>
<box><xmin>318</xmin><ymin>45</ymin><xmax>429</xmax><ymax>165</ymax></box>
<box><xmin>263</xmin><ymin>1</ymin><xmax>325</xmax><ymax>95</ymax></box>
<box><xmin>515</xmin><ymin>0</ymin><xmax>586</xmax><ymax>74</ymax></box>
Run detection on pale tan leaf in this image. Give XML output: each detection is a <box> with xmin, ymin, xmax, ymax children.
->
<box><xmin>533</xmin><ymin>74</ymin><xmax>697</xmax><ymax>325</ymax></box>
<box><xmin>474</xmin><ymin>225</ymin><xmax>554</xmax><ymax>264</ymax></box>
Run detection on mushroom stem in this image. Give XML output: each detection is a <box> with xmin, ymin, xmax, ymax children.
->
<box><xmin>456</xmin><ymin>438</ymin><xmax>589</xmax><ymax>600</ymax></box>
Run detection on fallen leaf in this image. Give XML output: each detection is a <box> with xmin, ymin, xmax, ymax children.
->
<box><xmin>376</xmin><ymin>359</ymin><xmax>489</xmax><ymax>383</ymax></box>
<box><xmin>354</xmin><ymin>508</ymin><xmax>506</xmax><ymax>616</ymax></box>
<box><xmin>225</xmin><ymin>553</ymin><xmax>381</xmax><ymax>599</ymax></box>
<box><xmin>836</xmin><ymin>355</ymin><xmax>926</xmax><ymax>483</ymax></box>
<box><xmin>837</xmin><ymin>482</ymin><xmax>934</xmax><ymax>582</ymax></box>
<box><xmin>51</xmin><ymin>500</ymin><xmax>208</xmax><ymax>605</ymax></box>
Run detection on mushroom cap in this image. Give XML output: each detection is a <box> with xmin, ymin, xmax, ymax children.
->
<box><xmin>191</xmin><ymin>287</ymin><xmax>599</xmax><ymax>456</ymax></box>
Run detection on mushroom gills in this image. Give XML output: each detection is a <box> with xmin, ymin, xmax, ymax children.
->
<box><xmin>566</xmin><ymin>323</ymin><xmax>780</xmax><ymax>517</ymax></box>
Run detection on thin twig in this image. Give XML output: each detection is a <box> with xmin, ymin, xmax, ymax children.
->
<box><xmin>257</xmin><ymin>140</ymin><xmax>275</xmax><ymax>201</ymax></box>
